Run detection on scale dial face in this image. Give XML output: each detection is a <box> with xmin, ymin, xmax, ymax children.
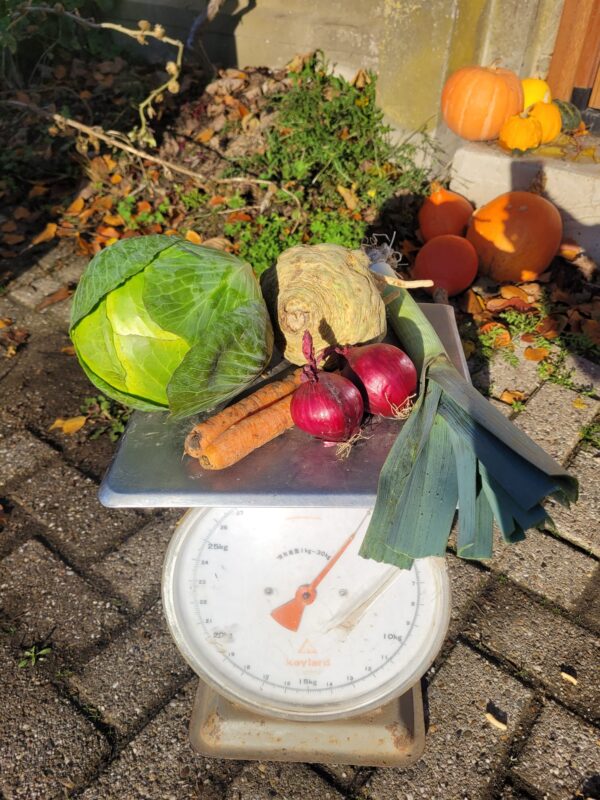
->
<box><xmin>163</xmin><ymin>507</ymin><xmax>450</xmax><ymax>721</ymax></box>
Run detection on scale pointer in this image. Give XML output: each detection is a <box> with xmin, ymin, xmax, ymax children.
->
<box><xmin>270</xmin><ymin>532</ymin><xmax>356</xmax><ymax>631</ymax></box>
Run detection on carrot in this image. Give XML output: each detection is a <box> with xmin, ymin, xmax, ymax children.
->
<box><xmin>199</xmin><ymin>394</ymin><xmax>295</xmax><ymax>470</ymax></box>
<box><xmin>184</xmin><ymin>369</ymin><xmax>302</xmax><ymax>458</ymax></box>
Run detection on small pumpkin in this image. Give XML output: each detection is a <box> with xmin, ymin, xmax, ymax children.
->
<box><xmin>441</xmin><ymin>65</ymin><xmax>524</xmax><ymax>141</ymax></box>
<box><xmin>412</xmin><ymin>234</ymin><xmax>478</xmax><ymax>298</ymax></box>
<box><xmin>528</xmin><ymin>101</ymin><xmax>562</xmax><ymax>143</ymax></box>
<box><xmin>553</xmin><ymin>99</ymin><xmax>583</xmax><ymax>132</ymax></box>
<box><xmin>466</xmin><ymin>191</ymin><xmax>563</xmax><ymax>283</ymax></box>
<box><xmin>418</xmin><ymin>183</ymin><xmax>474</xmax><ymax>241</ymax></box>
<box><xmin>521</xmin><ymin>77</ymin><xmax>552</xmax><ymax>109</ymax></box>
<box><xmin>498</xmin><ymin>114</ymin><xmax>542</xmax><ymax>153</ymax></box>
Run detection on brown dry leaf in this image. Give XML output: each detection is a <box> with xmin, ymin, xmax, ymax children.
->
<box><xmin>486</xmin><ymin>297</ymin><xmax>535</xmax><ymax>314</ymax></box>
<box><xmin>203</xmin><ymin>237</ymin><xmax>232</xmax><ymax>251</ymax></box>
<box><xmin>53</xmin><ymin>64</ymin><xmax>67</xmax><ymax>80</ymax></box>
<box><xmin>558</xmin><ymin>238</ymin><xmax>584</xmax><ymax>261</ymax></box>
<box><xmin>461</xmin><ymin>289</ymin><xmax>486</xmax><ymax>316</ymax></box>
<box><xmin>535</xmin><ymin>145</ymin><xmax>566</xmax><ymax>158</ymax></box>
<box><xmin>28</xmin><ymin>185</ymin><xmax>49</xmax><ymax>199</ymax></box>
<box><xmin>524</xmin><ymin>346</ymin><xmax>550</xmax><ymax>362</ymax></box>
<box><xmin>164</xmin><ymin>229</ymin><xmax>179</xmax><ymax>236</ymax></box>
<box><xmin>500</xmin><ymin>389</ymin><xmax>526</xmax><ymax>405</ymax></box>
<box><xmin>96</xmin><ymin>225</ymin><xmax>121</xmax><ymax>239</ymax></box>
<box><xmin>1</xmin><ymin>220</ymin><xmax>17</xmax><ymax>233</ymax></box>
<box><xmin>13</xmin><ymin>206</ymin><xmax>30</xmax><ymax>221</ymax></box>
<box><xmin>110</xmin><ymin>173</ymin><xmax>123</xmax><ymax>185</ymax></box>
<box><xmin>61</xmin><ymin>345</ymin><xmax>76</xmax><ymax>355</ymax></box>
<box><xmin>485</xmin><ymin>712</ymin><xmax>508</xmax><ymax>731</ymax></box>
<box><xmin>520</xmin><ymin>332</ymin><xmax>537</xmax><ymax>343</ymax></box>
<box><xmin>462</xmin><ymin>340</ymin><xmax>476</xmax><ymax>359</ymax></box>
<box><xmin>35</xmin><ymin>285</ymin><xmax>73</xmax><ymax>312</ymax></box>
<box><xmin>336</xmin><ymin>185</ymin><xmax>359</xmax><ymax>211</ymax></box>
<box><xmin>79</xmin><ymin>89</ymin><xmax>93</xmax><ymax>100</ymax></box>
<box><xmin>3</xmin><ymin>233</ymin><xmax>25</xmax><ymax>245</ymax></box>
<box><xmin>185</xmin><ymin>230</ymin><xmax>203</xmax><ymax>244</ymax></box>
<box><xmin>519</xmin><ymin>282</ymin><xmax>542</xmax><ymax>301</ymax></box>
<box><xmin>236</xmin><ymin>101</ymin><xmax>250</xmax><ymax>118</ymax></box>
<box><xmin>500</xmin><ymin>285</ymin><xmax>529</xmax><ymax>301</ymax></box>
<box><xmin>136</xmin><ymin>200</ymin><xmax>152</xmax><ymax>214</ymax></box>
<box><xmin>581</xmin><ymin>319</ymin><xmax>600</xmax><ymax>346</ymax></box>
<box><xmin>209</xmin><ymin>195</ymin><xmax>227</xmax><ymax>206</ymax></box>
<box><xmin>480</xmin><ymin>322</ymin><xmax>511</xmax><ymax>348</ymax></box>
<box><xmin>226</xmin><ymin>211</ymin><xmax>252</xmax><ymax>223</ymax></box>
<box><xmin>49</xmin><ymin>416</ymin><xmax>87</xmax><ymax>435</ymax></box>
<box><xmin>196</xmin><ymin>127</ymin><xmax>215</xmax><ymax>143</ymax></box>
<box><xmin>572</xmin><ymin>396</ymin><xmax>589</xmax><ymax>410</ymax></box>
<box><xmin>350</xmin><ymin>68</ymin><xmax>371</xmax><ymax>89</ymax></box>
<box><xmin>31</xmin><ymin>222</ymin><xmax>57</xmax><ymax>245</ymax></box>
<box><xmin>535</xmin><ymin>315</ymin><xmax>567</xmax><ymax>339</ymax></box>
<box><xmin>0</xmin><ymin>318</ymin><xmax>12</xmax><ymax>329</ymax></box>
<box><xmin>66</xmin><ymin>196</ymin><xmax>85</xmax><ymax>215</ymax></box>
<box><xmin>90</xmin><ymin>196</ymin><xmax>113</xmax><ymax>212</ymax></box>
<box><xmin>102</xmin><ymin>213</ymin><xmax>124</xmax><ymax>227</ymax></box>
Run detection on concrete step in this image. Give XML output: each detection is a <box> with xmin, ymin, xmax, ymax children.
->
<box><xmin>449</xmin><ymin>141</ymin><xmax>600</xmax><ymax>261</ymax></box>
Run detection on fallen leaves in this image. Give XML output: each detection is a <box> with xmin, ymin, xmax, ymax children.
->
<box><xmin>336</xmin><ymin>185</ymin><xmax>359</xmax><ymax>211</ymax></box>
<box><xmin>499</xmin><ymin>389</ymin><xmax>526</xmax><ymax>405</ymax></box>
<box><xmin>49</xmin><ymin>416</ymin><xmax>87</xmax><ymax>435</ymax></box>
<box><xmin>31</xmin><ymin>222</ymin><xmax>57</xmax><ymax>245</ymax></box>
<box><xmin>0</xmin><ymin>325</ymin><xmax>30</xmax><ymax>357</ymax></box>
<box><xmin>524</xmin><ymin>346</ymin><xmax>550</xmax><ymax>362</ymax></box>
<box><xmin>35</xmin><ymin>285</ymin><xmax>74</xmax><ymax>312</ymax></box>
<box><xmin>480</xmin><ymin>322</ymin><xmax>511</xmax><ymax>348</ymax></box>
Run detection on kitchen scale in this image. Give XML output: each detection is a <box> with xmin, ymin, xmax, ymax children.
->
<box><xmin>99</xmin><ymin>304</ymin><xmax>469</xmax><ymax>767</ymax></box>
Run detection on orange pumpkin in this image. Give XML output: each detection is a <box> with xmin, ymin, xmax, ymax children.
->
<box><xmin>412</xmin><ymin>234</ymin><xmax>478</xmax><ymax>297</ymax></box>
<box><xmin>441</xmin><ymin>66</ymin><xmax>524</xmax><ymax>141</ymax></box>
<box><xmin>498</xmin><ymin>114</ymin><xmax>542</xmax><ymax>152</ymax></box>
<box><xmin>528</xmin><ymin>101</ymin><xmax>562</xmax><ymax>143</ymax></box>
<box><xmin>466</xmin><ymin>191</ymin><xmax>563</xmax><ymax>282</ymax></box>
<box><xmin>418</xmin><ymin>183</ymin><xmax>474</xmax><ymax>241</ymax></box>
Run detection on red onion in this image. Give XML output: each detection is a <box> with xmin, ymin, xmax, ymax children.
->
<box><xmin>339</xmin><ymin>343</ymin><xmax>417</xmax><ymax>418</ymax></box>
<box><xmin>290</xmin><ymin>332</ymin><xmax>364</xmax><ymax>442</ymax></box>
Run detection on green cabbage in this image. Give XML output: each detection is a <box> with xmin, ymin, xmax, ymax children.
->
<box><xmin>70</xmin><ymin>235</ymin><xmax>273</xmax><ymax>417</ymax></box>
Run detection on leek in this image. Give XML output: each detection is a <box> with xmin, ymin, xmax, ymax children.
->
<box><xmin>360</xmin><ymin>254</ymin><xmax>578</xmax><ymax>568</ymax></box>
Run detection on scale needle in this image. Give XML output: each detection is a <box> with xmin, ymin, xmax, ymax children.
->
<box><xmin>270</xmin><ymin>532</ymin><xmax>356</xmax><ymax>632</ymax></box>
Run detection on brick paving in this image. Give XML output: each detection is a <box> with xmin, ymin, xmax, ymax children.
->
<box><xmin>0</xmin><ymin>250</ymin><xmax>598</xmax><ymax>800</ymax></box>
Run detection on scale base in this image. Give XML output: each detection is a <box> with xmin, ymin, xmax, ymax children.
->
<box><xmin>189</xmin><ymin>680</ymin><xmax>425</xmax><ymax>767</ymax></box>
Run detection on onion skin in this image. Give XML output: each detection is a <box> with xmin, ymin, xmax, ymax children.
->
<box><xmin>340</xmin><ymin>343</ymin><xmax>417</xmax><ymax>418</ymax></box>
<box><xmin>290</xmin><ymin>372</ymin><xmax>364</xmax><ymax>442</ymax></box>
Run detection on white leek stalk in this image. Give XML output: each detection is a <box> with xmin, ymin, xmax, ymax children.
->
<box><xmin>360</xmin><ymin>249</ymin><xmax>578</xmax><ymax>569</ymax></box>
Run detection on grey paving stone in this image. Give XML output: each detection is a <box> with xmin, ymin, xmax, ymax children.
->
<box><xmin>80</xmin><ymin>681</ymin><xmax>244</xmax><ymax>800</ymax></box>
<box><xmin>446</xmin><ymin>553</ymin><xmax>490</xmax><ymax>639</ymax></box>
<box><xmin>10</xmin><ymin>458</ymin><xmax>141</xmax><ymax>567</ymax></box>
<box><xmin>512</xmin><ymin>703</ymin><xmax>600</xmax><ymax>800</ymax></box>
<box><xmin>0</xmin><ymin>501</ymin><xmax>46</xmax><ymax>559</ymax></box>
<box><xmin>0</xmin><ymin>539</ymin><xmax>123</xmax><ymax>661</ymax></box>
<box><xmin>490</xmin><ymin>397</ymin><xmax>514</xmax><ymax>418</ymax></box>
<box><xmin>498</xmin><ymin>783</ymin><xmax>534</xmax><ymax>800</ymax></box>
<box><xmin>69</xmin><ymin>601</ymin><xmax>192</xmax><ymax>741</ymax></box>
<box><xmin>471</xmin><ymin>343</ymin><xmax>542</xmax><ymax>401</ymax></box>
<box><xmin>563</xmin><ymin>353</ymin><xmax>600</xmax><ymax>396</ymax></box>
<box><xmin>226</xmin><ymin>762</ymin><xmax>343</xmax><ymax>799</ymax></box>
<box><xmin>89</xmin><ymin>511</ymin><xmax>184</xmax><ymax>612</ymax></box>
<box><xmin>546</xmin><ymin>448</ymin><xmax>600</xmax><ymax>556</ymax></box>
<box><xmin>513</xmin><ymin>382</ymin><xmax>599</xmax><ymax>464</ymax></box>
<box><xmin>0</xmin><ymin>326</ymin><xmax>122</xmax><ymax>482</ymax></box>
<box><xmin>464</xmin><ymin>581</ymin><xmax>600</xmax><ymax>723</ymax></box>
<box><xmin>492</xmin><ymin>529</ymin><xmax>597</xmax><ymax>611</ymax></box>
<box><xmin>575</xmin><ymin>564</ymin><xmax>600</xmax><ymax>633</ymax></box>
<box><xmin>0</xmin><ymin>427</ymin><xmax>56</xmax><ymax>489</ymax></box>
<box><xmin>363</xmin><ymin>643</ymin><xmax>533</xmax><ymax>800</ymax></box>
<box><xmin>0</xmin><ymin>638</ymin><xmax>109</xmax><ymax>800</ymax></box>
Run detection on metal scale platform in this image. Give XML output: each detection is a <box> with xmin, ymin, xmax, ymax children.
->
<box><xmin>99</xmin><ymin>303</ymin><xmax>469</xmax><ymax>767</ymax></box>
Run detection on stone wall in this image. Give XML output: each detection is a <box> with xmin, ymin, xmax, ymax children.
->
<box><xmin>112</xmin><ymin>0</ymin><xmax>564</xmax><ymax>150</ymax></box>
